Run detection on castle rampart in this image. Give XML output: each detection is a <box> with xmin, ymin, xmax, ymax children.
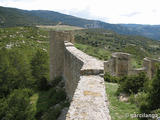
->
<box><xmin>50</xmin><ymin>31</ymin><xmax>111</xmax><ymax>120</ymax></box>
<box><xmin>50</xmin><ymin>31</ymin><xmax>160</xmax><ymax>120</ymax></box>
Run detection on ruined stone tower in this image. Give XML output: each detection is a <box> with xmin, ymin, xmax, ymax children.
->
<box><xmin>143</xmin><ymin>57</ymin><xmax>160</xmax><ymax>79</ymax></box>
<box><xmin>104</xmin><ymin>52</ymin><xmax>131</xmax><ymax>76</ymax></box>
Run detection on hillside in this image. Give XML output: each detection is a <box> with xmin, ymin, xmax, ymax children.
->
<box><xmin>0</xmin><ymin>25</ymin><xmax>160</xmax><ymax>119</ymax></box>
<box><xmin>0</xmin><ymin>6</ymin><xmax>160</xmax><ymax>40</ymax></box>
<box><xmin>74</xmin><ymin>28</ymin><xmax>160</xmax><ymax>67</ymax></box>
<box><xmin>0</xmin><ymin>26</ymin><xmax>69</xmax><ymax>120</ymax></box>
<box><xmin>120</xmin><ymin>24</ymin><xmax>160</xmax><ymax>40</ymax></box>
<box><xmin>0</xmin><ymin>7</ymin><xmax>58</xmax><ymax>27</ymax></box>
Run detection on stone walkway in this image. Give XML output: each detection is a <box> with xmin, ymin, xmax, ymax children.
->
<box><xmin>66</xmin><ymin>76</ymin><xmax>111</xmax><ymax>120</ymax></box>
<box><xmin>64</xmin><ymin>41</ymin><xmax>111</xmax><ymax>120</ymax></box>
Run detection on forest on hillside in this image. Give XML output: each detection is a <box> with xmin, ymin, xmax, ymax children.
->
<box><xmin>0</xmin><ymin>27</ymin><xmax>69</xmax><ymax>120</ymax></box>
<box><xmin>74</xmin><ymin>28</ymin><xmax>160</xmax><ymax>68</ymax></box>
<box><xmin>1</xmin><ymin>6</ymin><xmax>160</xmax><ymax>40</ymax></box>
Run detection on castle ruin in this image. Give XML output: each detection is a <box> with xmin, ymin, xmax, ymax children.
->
<box><xmin>50</xmin><ymin>31</ymin><xmax>160</xmax><ymax>120</ymax></box>
<box><xmin>104</xmin><ymin>52</ymin><xmax>160</xmax><ymax>79</ymax></box>
<box><xmin>50</xmin><ymin>31</ymin><xmax>111</xmax><ymax>120</ymax></box>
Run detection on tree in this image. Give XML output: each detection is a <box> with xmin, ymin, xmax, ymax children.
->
<box><xmin>139</xmin><ymin>64</ymin><xmax>160</xmax><ymax>114</ymax></box>
<box><xmin>0</xmin><ymin>89</ymin><xmax>35</xmax><ymax>120</ymax></box>
<box><xmin>0</xmin><ymin>48</ymin><xmax>34</xmax><ymax>97</ymax></box>
<box><xmin>117</xmin><ymin>72</ymin><xmax>148</xmax><ymax>94</ymax></box>
<box><xmin>148</xmin><ymin>64</ymin><xmax>160</xmax><ymax>110</ymax></box>
<box><xmin>31</xmin><ymin>49</ymin><xmax>49</xmax><ymax>90</ymax></box>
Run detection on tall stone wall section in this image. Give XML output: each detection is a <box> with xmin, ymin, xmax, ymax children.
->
<box><xmin>49</xmin><ymin>31</ymin><xmax>74</xmax><ymax>80</ymax></box>
<box><xmin>50</xmin><ymin>31</ymin><xmax>111</xmax><ymax>120</ymax></box>
<box><xmin>104</xmin><ymin>52</ymin><xmax>160</xmax><ymax>79</ymax></box>
<box><xmin>49</xmin><ymin>31</ymin><xmax>65</xmax><ymax>80</ymax></box>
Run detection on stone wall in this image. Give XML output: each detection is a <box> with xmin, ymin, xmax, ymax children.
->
<box><xmin>50</xmin><ymin>31</ymin><xmax>160</xmax><ymax>120</ymax></box>
<box><xmin>66</xmin><ymin>75</ymin><xmax>110</xmax><ymax>120</ymax></box>
<box><xmin>64</xmin><ymin>41</ymin><xmax>110</xmax><ymax>120</ymax></box>
<box><xmin>63</xmin><ymin>42</ymin><xmax>83</xmax><ymax>99</ymax></box>
<box><xmin>143</xmin><ymin>57</ymin><xmax>160</xmax><ymax>79</ymax></box>
<box><xmin>50</xmin><ymin>31</ymin><xmax>111</xmax><ymax>120</ymax></box>
<box><xmin>104</xmin><ymin>52</ymin><xmax>160</xmax><ymax>79</ymax></box>
<box><xmin>49</xmin><ymin>31</ymin><xmax>74</xmax><ymax>80</ymax></box>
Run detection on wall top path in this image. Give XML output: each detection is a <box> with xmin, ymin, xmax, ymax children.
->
<box><xmin>66</xmin><ymin>75</ymin><xmax>110</xmax><ymax>120</ymax></box>
<box><xmin>64</xmin><ymin>41</ymin><xmax>110</xmax><ymax>120</ymax></box>
<box><xmin>64</xmin><ymin>41</ymin><xmax>104</xmax><ymax>75</ymax></box>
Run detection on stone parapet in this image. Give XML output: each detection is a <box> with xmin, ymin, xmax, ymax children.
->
<box><xmin>64</xmin><ymin>41</ymin><xmax>104</xmax><ymax>98</ymax></box>
<box><xmin>50</xmin><ymin>31</ymin><xmax>110</xmax><ymax>120</ymax></box>
<box><xmin>64</xmin><ymin>41</ymin><xmax>110</xmax><ymax>120</ymax></box>
<box><xmin>66</xmin><ymin>76</ymin><xmax>110</xmax><ymax>120</ymax></box>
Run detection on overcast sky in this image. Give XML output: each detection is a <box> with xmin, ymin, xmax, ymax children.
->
<box><xmin>0</xmin><ymin>0</ymin><xmax>160</xmax><ymax>25</ymax></box>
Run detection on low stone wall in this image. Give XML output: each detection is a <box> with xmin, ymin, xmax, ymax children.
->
<box><xmin>129</xmin><ymin>67</ymin><xmax>146</xmax><ymax>76</ymax></box>
<box><xmin>143</xmin><ymin>57</ymin><xmax>160</xmax><ymax>79</ymax></box>
<box><xmin>104</xmin><ymin>60</ymin><xmax>113</xmax><ymax>75</ymax></box>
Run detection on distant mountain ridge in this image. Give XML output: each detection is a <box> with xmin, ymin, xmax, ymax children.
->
<box><xmin>0</xmin><ymin>6</ymin><xmax>160</xmax><ymax>40</ymax></box>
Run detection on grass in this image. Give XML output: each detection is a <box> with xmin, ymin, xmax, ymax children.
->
<box><xmin>130</xmin><ymin>58</ymin><xmax>143</xmax><ymax>68</ymax></box>
<box><xmin>105</xmin><ymin>82</ymin><xmax>139</xmax><ymax>120</ymax></box>
<box><xmin>75</xmin><ymin>43</ymin><xmax>111</xmax><ymax>60</ymax></box>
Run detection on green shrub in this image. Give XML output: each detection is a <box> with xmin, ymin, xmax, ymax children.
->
<box><xmin>48</xmin><ymin>88</ymin><xmax>66</xmax><ymax>105</ymax></box>
<box><xmin>151</xmin><ymin>108</ymin><xmax>160</xmax><ymax>117</ymax></box>
<box><xmin>104</xmin><ymin>72</ymin><xmax>119</xmax><ymax>83</ymax></box>
<box><xmin>0</xmin><ymin>48</ymin><xmax>34</xmax><ymax>97</ymax></box>
<box><xmin>139</xmin><ymin>99</ymin><xmax>150</xmax><ymax>114</ymax></box>
<box><xmin>55</xmin><ymin>89</ymin><xmax>66</xmax><ymax>103</ymax></box>
<box><xmin>138</xmin><ymin>64</ymin><xmax>160</xmax><ymax>115</ymax></box>
<box><xmin>147</xmin><ymin>64</ymin><xmax>160</xmax><ymax>111</ymax></box>
<box><xmin>51</xmin><ymin>76</ymin><xmax>63</xmax><ymax>87</ymax></box>
<box><xmin>31</xmin><ymin>49</ymin><xmax>49</xmax><ymax>90</ymax></box>
<box><xmin>129</xmin><ymin>92</ymin><xmax>148</xmax><ymax>106</ymax></box>
<box><xmin>117</xmin><ymin>72</ymin><xmax>148</xmax><ymax>95</ymax></box>
<box><xmin>0</xmin><ymin>89</ymin><xmax>35</xmax><ymax>120</ymax></box>
<box><xmin>38</xmin><ymin>77</ymin><xmax>49</xmax><ymax>91</ymax></box>
<box><xmin>128</xmin><ymin>93</ymin><xmax>135</xmax><ymax>104</ymax></box>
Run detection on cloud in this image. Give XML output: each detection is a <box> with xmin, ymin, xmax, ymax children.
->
<box><xmin>122</xmin><ymin>12</ymin><xmax>141</xmax><ymax>17</ymax></box>
<box><xmin>0</xmin><ymin>0</ymin><xmax>160</xmax><ymax>25</ymax></box>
